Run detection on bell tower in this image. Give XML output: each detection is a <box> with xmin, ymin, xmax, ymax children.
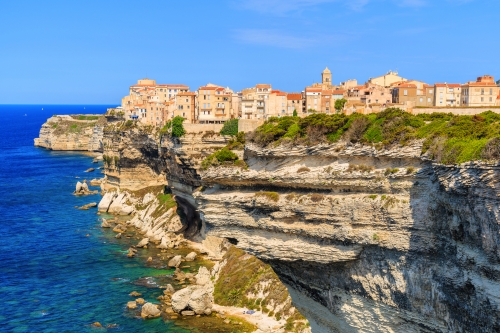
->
<box><xmin>322</xmin><ymin>67</ymin><xmax>332</xmax><ymax>87</ymax></box>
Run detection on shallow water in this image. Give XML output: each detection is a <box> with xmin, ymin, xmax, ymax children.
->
<box><xmin>0</xmin><ymin>105</ymin><xmax>194</xmax><ymax>332</ymax></box>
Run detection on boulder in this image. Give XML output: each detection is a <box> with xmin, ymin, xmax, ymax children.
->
<box><xmin>135</xmin><ymin>298</ymin><xmax>145</xmax><ymax>305</ymax></box>
<box><xmin>85</xmin><ymin>168</ymin><xmax>95</xmax><ymax>173</ymax></box>
<box><xmin>137</xmin><ymin>238</ymin><xmax>149</xmax><ymax>248</ymax></box>
<box><xmin>113</xmin><ymin>225</ymin><xmax>126</xmax><ymax>233</ymax></box>
<box><xmin>98</xmin><ymin>192</ymin><xmax>116</xmax><ymax>212</ymax></box>
<box><xmin>141</xmin><ymin>303</ymin><xmax>161</xmax><ymax>319</ymax></box>
<box><xmin>127</xmin><ymin>247</ymin><xmax>137</xmax><ymax>257</ymax></box>
<box><xmin>129</xmin><ymin>291</ymin><xmax>142</xmax><ymax>297</ymax></box>
<box><xmin>188</xmin><ymin>287</ymin><xmax>213</xmax><ymax>315</ymax></box>
<box><xmin>115</xmin><ymin>233</ymin><xmax>122</xmax><ymax>239</ymax></box>
<box><xmin>101</xmin><ymin>219</ymin><xmax>111</xmax><ymax>228</ymax></box>
<box><xmin>157</xmin><ymin>236</ymin><xmax>170</xmax><ymax>249</ymax></box>
<box><xmin>185</xmin><ymin>252</ymin><xmax>197</xmax><ymax>262</ymax></box>
<box><xmin>164</xmin><ymin>284</ymin><xmax>176</xmax><ymax>294</ymax></box>
<box><xmin>147</xmin><ymin>257</ymin><xmax>153</xmax><ymax>262</ymax></box>
<box><xmin>181</xmin><ymin>310</ymin><xmax>195</xmax><ymax>316</ymax></box>
<box><xmin>171</xmin><ymin>286</ymin><xmax>194</xmax><ymax>313</ymax></box>
<box><xmin>127</xmin><ymin>301</ymin><xmax>137</xmax><ymax>309</ymax></box>
<box><xmin>78</xmin><ymin>202</ymin><xmax>97</xmax><ymax>210</ymax></box>
<box><xmin>195</xmin><ymin>267</ymin><xmax>211</xmax><ymax>286</ymax></box>
<box><xmin>75</xmin><ymin>181</ymin><xmax>83</xmax><ymax>193</ymax></box>
<box><xmin>168</xmin><ymin>255</ymin><xmax>182</xmax><ymax>268</ymax></box>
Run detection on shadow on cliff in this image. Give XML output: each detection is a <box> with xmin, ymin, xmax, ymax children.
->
<box><xmin>174</xmin><ymin>195</ymin><xmax>202</xmax><ymax>239</ymax></box>
<box><xmin>403</xmin><ymin>164</ymin><xmax>500</xmax><ymax>332</ymax></box>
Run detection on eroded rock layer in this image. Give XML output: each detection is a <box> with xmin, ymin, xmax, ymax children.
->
<box><xmin>195</xmin><ymin>143</ymin><xmax>500</xmax><ymax>333</ymax></box>
<box><xmin>34</xmin><ymin>115</ymin><xmax>105</xmax><ymax>151</ymax></box>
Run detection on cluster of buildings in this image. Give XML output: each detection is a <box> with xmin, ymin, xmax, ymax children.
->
<box><xmin>116</xmin><ymin>70</ymin><xmax>500</xmax><ymax>126</ymax></box>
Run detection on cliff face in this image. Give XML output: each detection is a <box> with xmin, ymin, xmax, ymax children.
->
<box><xmin>195</xmin><ymin>143</ymin><xmax>500</xmax><ymax>333</ymax></box>
<box><xmin>34</xmin><ymin>115</ymin><xmax>105</xmax><ymax>151</ymax></box>
<box><xmin>96</xmin><ymin>123</ymin><xmax>500</xmax><ymax>333</ymax></box>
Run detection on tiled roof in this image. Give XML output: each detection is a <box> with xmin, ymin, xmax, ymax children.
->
<box><xmin>305</xmin><ymin>88</ymin><xmax>322</xmax><ymax>92</ymax></box>
<box><xmin>256</xmin><ymin>84</ymin><xmax>271</xmax><ymax>88</ymax></box>
<box><xmin>287</xmin><ymin>93</ymin><xmax>302</xmax><ymax>100</ymax></box>
<box><xmin>332</xmin><ymin>89</ymin><xmax>346</xmax><ymax>95</ymax></box>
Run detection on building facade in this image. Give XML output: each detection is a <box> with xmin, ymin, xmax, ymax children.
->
<box><xmin>461</xmin><ymin>75</ymin><xmax>500</xmax><ymax>106</ymax></box>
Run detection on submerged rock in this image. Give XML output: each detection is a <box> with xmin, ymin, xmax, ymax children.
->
<box><xmin>126</xmin><ymin>301</ymin><xmax>137</xmax><ymax>309</ymax></box>
<box><xmin>78</xmin><ymin>202</ymin><xmax>97</xmax><ymax>210</ymax></box>
<box><xmin>85</xmin><ymin>168</ymin><xmax>95</xmax><ymax>172</ymax></box>
<box><xmin>129</xmin><ymin>291</ymin><xmax>142</xmax><ymax>297</ymax></box>
<box><xmin>101</xmin><ymin>219</ymin><xmax>111</xmax><ymax>228</ymax></box>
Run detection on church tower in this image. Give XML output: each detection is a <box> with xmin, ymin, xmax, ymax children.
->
<box><xmin>322</xmin><ymin>67</ymin><xmax>332</xmax><ymax>86</ymax></box>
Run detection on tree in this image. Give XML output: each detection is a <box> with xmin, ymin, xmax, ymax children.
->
<box><xmin>171</xmin><ymin>116</ymin><xmax>186</xmax><ymax>137</ymax></box>
<box><xmin>292</xmin><ymin>109</ymin><xmax>298</xmax><ymax>117</ymax></box>
<box><xmin>497</xmin><ymin>79</ymin><xmax>500</xmax><ymax>86</ymax></box>
<box><xmin>334</xmin><ymin>98</ymin><xmax>347</xmax><ymax>113</ymax></box>
<box><xmin>220</xmin><ymin>119</ymin><xmax>239</xmax><ymax>136</ymax></box>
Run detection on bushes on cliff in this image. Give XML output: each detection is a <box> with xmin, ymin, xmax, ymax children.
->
<box><xmin>220</xmin><ymin>119</ymin><xmax>239</xmax><ymax>136</ymax></box>
<box><xmin>201</xmin><ymin>147</ymin><xmax>241</xmax><ymax>170</ymax></box>
<box><xmin>249</xmin><ymin>108</ymin><xmax>500</xmax><ymax>164</ymax></box>
<box><xmin>161</xmin><ymin>116</ymin><xmax>186</xmax><ymax>138</ymax></box>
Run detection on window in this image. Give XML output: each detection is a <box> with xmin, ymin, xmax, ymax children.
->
<box><xmin>490</xmin><ymin>88</ymin><xmax>493</xmax><ymax>95</ymax></box>
<box><xmin>481</xmin><ymin>97</ymin><xmax>484</xmax><ymax>102</ymax></box>
<box><xmin>490</xmin><ymin>97</ymin><xmax>493</xmax><ymax>102</ymax></box>
<box><xmin>208</xmin><ymin>103</ymin><xmax>210</xmax><ymax>108</ymax></box>
<box><xmin>404</xmin><ymin>90</ymin><xmax>408</xmax><ymax>96</ymax></box>
<box><xmin>428</xmin><ymin>98</ymin><xmax>431</xmax><ymax>103</ymax></box>
<box><xmin>429</xmin><ymin>89</ymin><xmax>433</xmax><ymax>94</ymax></box>
<box><xmin>186</xmin><ymin>99</ymin><xmax>188</xmax><ymax>102</ymax></box>
<box><xmin>419</xmin><ymin>97</ymin><xmax>423</xmax><ymax>102</ymax></box>
<box><xmin>481</xmin><ymin>89</ymin><xmax>484</xmax><ymax>95</ymax></box>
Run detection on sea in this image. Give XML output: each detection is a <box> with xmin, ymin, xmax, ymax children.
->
<box><xmin>0</xmin><ymin>105</ymin><xmax>192</xmax><ymax>333</ymax></box>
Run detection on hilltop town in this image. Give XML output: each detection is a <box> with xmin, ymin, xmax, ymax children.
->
<box><xmin>112</xmin><ymin>69</ymin><xmax>500</xmax><ymax>127</ymax></box>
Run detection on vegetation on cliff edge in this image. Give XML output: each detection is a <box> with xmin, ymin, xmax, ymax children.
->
<box><xmin>249</xmin><ymin>108</ymin><xmax>500</xmax><ymax>164</ymax></box>
<box><xmin>214</xmin><ymin>246</ymin><xmax>309</xmax><ymax>332</ymax></box>
<box><xmin>220</xmin><ymin>119</ymin><xmax>239</xmax><ymax>136</ymax></box>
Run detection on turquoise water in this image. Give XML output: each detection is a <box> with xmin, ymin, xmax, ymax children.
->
<box><xmin>0</xmin><ymin>105</ymin><xmax>192</xmax><ymax>332</ymax></box>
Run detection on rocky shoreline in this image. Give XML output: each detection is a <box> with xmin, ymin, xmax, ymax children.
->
<box><xmin>95</xmin><ymin>184</ymin><xmax>309</xmax><ymax>333</ymax></box>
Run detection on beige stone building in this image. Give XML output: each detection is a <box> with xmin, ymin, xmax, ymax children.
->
<box><xmin>121</xmin><ymin>78</ymin><xmax>190</xmax><ymax>125</ymax></box>
<box><xmin>286</xmin><ymin>93</ymin><xmax>304</xmax><ymax>116</ymax></box>
<box><xmin>268</xmin><ymin>90</ymin><xmax>288</xmax><ymax>117</ymax></box>
<box><xmin>461</xmin><ymin>75</ymin><xmax>500</xmax><ymax>106</ymax></box>
<box><xmin>173</xmin><ymin>92</ymin><xmax>197</xmax><ymax>123</ymax></box>
<box><xmin>239</xmin><ymin>84</ymin><xmax>273</xmax><ymax>120</ymax></box>
<box><xmin>434</xmin><ymin>83</ymin><xmax>462</xmax><ymax>107</ymax></box>
<box><xmin>155</xmin><ymin>84</ymin><xmax>189</xmax><ymax>103</ymax></box>
<box><xmin>197</xmin><ymin>84</ymin><xmax>234</xmax><ymax>124</ymax></box>
<box><xmin>369</xmin><ymin>71</ymin><xmax>407</xmax><ymax>87</ymax></box>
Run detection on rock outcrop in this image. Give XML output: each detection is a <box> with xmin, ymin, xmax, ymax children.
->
<box><xmin>171</xmin><ymin>267</ymin><xmax>214</xmax><ymax>315</ymax></box>
<box><xmin>194</xmin><ymin>142</ymin><xmax>500</xmax><ymax>333</ymax></box>
<box><xmin>95</xmin><ymin>121</ymin><xmax>500</xmax><ymax>332</ymax></box>
<box><xmin>34</xmin><ymin>115</ymin><xmax>105</xmax><ymax>151</ymax></box>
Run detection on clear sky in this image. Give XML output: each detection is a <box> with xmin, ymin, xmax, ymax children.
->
<box><xmin>0</xmin><ymin>0</ymin><xmax>498</xmax><ymax>104</ymax></box>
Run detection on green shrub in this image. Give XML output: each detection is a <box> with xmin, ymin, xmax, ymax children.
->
<box><xmin>384</xmin><ymin>168</ymin><xmax>399</xmax><ymax>176</ymax></box>
<box><xmin>220</xmin><ymin>119</ymin><xmax>239</xmax><ymax>136</ymax></box>
<box><xmin>406</xmin><ymin>166</ymin><xmax>416</xmax><ymax>174</ymax></box>
<box><xmin>369</xmin><ymin>194</ymin><xmax>378</xmax><ymax>200</ymax></box>
<box><xmin>292</xmin><ymin>109</ymin><xmax>298</xmax><ymax>117</ymax></box>
<box><xmin>201</xmin><ymin>147</ymin><xmax>239</xmax><ymax>170</ymax></box>
<box><xmin>171</xmin><ymin>116</ymin><xmax>186</xmax><ymax>137</ymax></box>
<box><xmin>250</xmin><ymin>108</ymin><xmax>500</xmax><ymax>164</ymax></box>
<box><xmin>255</xmin><ymin>191</ymin><xmax>280</xmax><ymax>202</ymax></box>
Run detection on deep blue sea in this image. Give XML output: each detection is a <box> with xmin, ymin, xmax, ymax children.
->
<box><xmin>0</xmin><ymin>105</ymin><xmax>192</xmax><ymax>333</ymax></box>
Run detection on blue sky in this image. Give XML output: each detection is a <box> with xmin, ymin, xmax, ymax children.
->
<box><xmin>0</xmin><ymin>0</ymin><xmax>498</xmax><ymax>104</ymax></box>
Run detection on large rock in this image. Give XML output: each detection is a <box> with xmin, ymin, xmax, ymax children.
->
<box><xmin>98</xmin><ymin>191</ymin><xmax>116</xmax><ymax>212</ymax></box>
<box><xmin>168</xmin><ymin>255</ymin><xmax>182</xmax><ymax>268</ymax></box>
<box><xmin>137</xmin><ymin>238</ymin><xmax>149</xmax><ymax>248</ymax></box>
<box><xmin>171</xmin><ymin>286</ymin><xmax>193</xmax><ymax>313</ymax></box>
<box><xmin>171</xmin><ymin>267</ymin><xmax>214</xmax><ymax>315</ymax></box>
<box><xmin>185</xmin><ymin>252</ymin><xmax>197</xmax><ymax>262</ymax></box>
<box><xmin>141</xmin><ymin>303</ymin><xmax>161</xmax><ymax>319</ymax></box>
